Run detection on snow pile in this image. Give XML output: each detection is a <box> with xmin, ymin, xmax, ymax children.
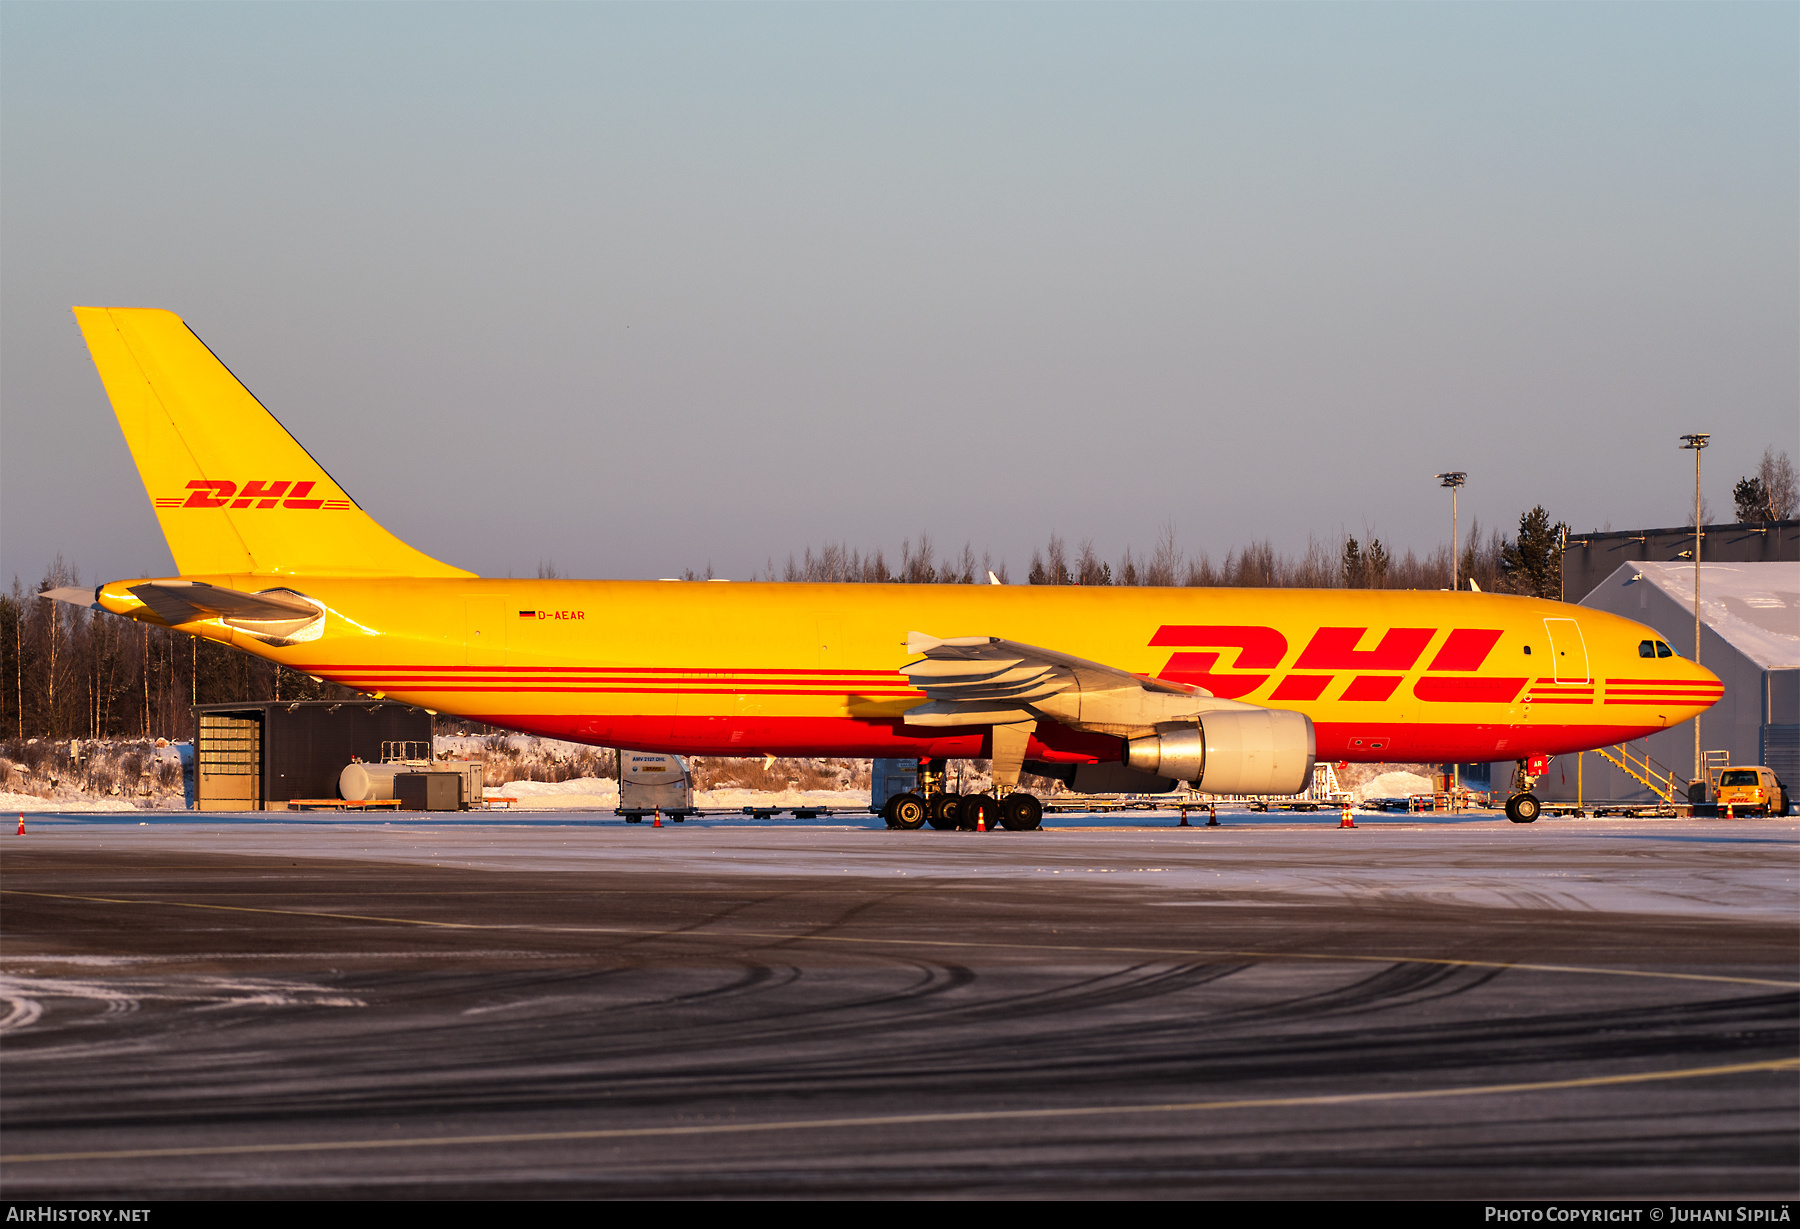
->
<box><xmin>0</xmin><ymin>791</ymin><xmax>144</xmax><ymax>813</ymax></box>
<box><xmin>1352</xmin><ymin>771</ymin><xmax>1435</xmax><ymax>803</ymax></box>
<box><xmin>486</xmin><ymin>777</ymin><xmax>620</xmax><ymax>808</ymax></box>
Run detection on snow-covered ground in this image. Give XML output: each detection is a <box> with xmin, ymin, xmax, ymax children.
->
<box><xmin>488</xmin><ymin>777</ymin><xmax>870</xmax><ymax>811</ymax></box>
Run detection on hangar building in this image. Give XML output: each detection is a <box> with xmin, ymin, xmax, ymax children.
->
<box><xmin>192</xmin><ymin>699</ymin><xmax>433</xmax><ymax>810</ymax></box>
<box><xmin>1537</xmin><ymin>561</ymin><xmax>1799</xmax><ymax>804</ymax></box>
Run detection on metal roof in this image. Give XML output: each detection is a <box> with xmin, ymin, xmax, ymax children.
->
<box><xmin>1596</xmin><ymin>561</ymin><xmax>1800</xmax><ymax>670</ymax></box>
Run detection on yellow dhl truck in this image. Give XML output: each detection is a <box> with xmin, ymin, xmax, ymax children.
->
<box><xmin>1713</xmin><ymin>767</ymin><xmax>1792</xmax><ymax>817</ymax></box>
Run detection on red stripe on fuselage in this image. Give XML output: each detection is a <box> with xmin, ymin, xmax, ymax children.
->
<box><xmin>438</xmin><ymin>712</ymin><xmax>1666</xmax><ymax>765</ymax></box>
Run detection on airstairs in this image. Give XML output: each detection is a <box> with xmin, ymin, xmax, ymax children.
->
<box><xmin>1593</xmin><ymin>742</ymin><xmax>1706</xmax><ymax>804</ymax></box>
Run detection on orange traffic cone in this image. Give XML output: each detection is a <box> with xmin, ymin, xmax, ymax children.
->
<box><xmin>652</xmin><ymin>811</ymin><xmax>662</xmax><ymax>828</ymax></box>
<box><xmin>1208</xmin><ymin>803</ymin><xmax>1218</xmax><ymax>827</ymax></box>
<box><xmin>16</xmin><ymin>813</ymin><xmax>23</xmax><ymax>835</ymax></box>
<box><xmin>976</xmin><ymin>808</ymin><xmax>987</xmax><ymax>832</ymax></box>
<box><xmin>1339</xmin><ymin>805</ymin><xmax>1356</xmax><ymax>829</ymax></box>
<box><xmin>1725</xmin><ymin>802</ymin><xmax>1734</xmax><ymax>819</ymax></box>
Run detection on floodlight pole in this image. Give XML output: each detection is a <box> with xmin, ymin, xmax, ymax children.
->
<box><xmin>1436</xmin><ymin>472</ymin><xmax>1467</xmax><ymax>591</ymax></box>
<box><xmin>1680</xmin><ymin>434</ymin><xmax>1709</xmax><ymax>787</ymax></box>
<box><xmin>1434</xmin><ymin>471</ymin><xmax>1468</xmax><ymax>805</ymax></box>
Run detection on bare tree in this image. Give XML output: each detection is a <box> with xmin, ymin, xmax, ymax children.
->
<box><xmin>1147</xmin><ymin>522</ymin><xmax>1182</xmax><ymax>587</ymax></box>
<box><xmin>1117</xmin><ymin>546</ymin><xmax>1140</xmax><ymax>587</ymax></box>
<box><xmin>1075</xmin><ymin>540</ymin><xmax>1111</xmax><ymax>586</ymax></box>
<box><xmin>954</xmin><ymin>542</ymin><xmax>978</xmax><ymax>585</ymax></box>
<box><xmin>1760</xmin><ymin>447</ymin><xmax>1797</xmax><ymax>521</ymax></box>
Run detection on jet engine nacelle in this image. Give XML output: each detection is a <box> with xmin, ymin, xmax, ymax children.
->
<box><xmin>1124</xmin><ymin>709</ymin><xmax>1316</xmax><ymax>795</ymax></box>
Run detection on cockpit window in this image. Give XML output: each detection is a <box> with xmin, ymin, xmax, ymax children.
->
<box><xmin>1656</xmin><ymin>640</ymin><xmax>1673</xmax><ymax>658</ymax></box>
<box><xmin>1639</xmin><ymin>639</ymin><xmax>1675</xmax><ymax>659</ymax></box>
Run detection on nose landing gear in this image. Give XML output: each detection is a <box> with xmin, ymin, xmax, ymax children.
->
<box><xmin>1504</xmin><ymin>756</ymin><xmax>1548</xmax><ymax>824</ymax></box>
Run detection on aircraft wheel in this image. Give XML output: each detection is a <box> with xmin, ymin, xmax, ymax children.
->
<box><xmin>1001</xmin><ymin>793</ymin><xmax>1043</xmax><ymax>831</ymax></box>
<box><xmin>961</xmin><ymin>794</ymin><xmax>996</xmax><ymax>830</ymax></box>
<box><xmin>890</xmin><ymin>793</ymin><xmax>927</xmax><ymax>830</ymax></box>
<box><xmin>880</xmin><ymin>795</ymin><xmax>900</xmax><ymax>828</ymax></box>
<box><xmin>1508</xmin><ymin>793</ymin><xmax>1541</xmax><ymax>824</ymax></box>
<box><xmin>926</xmin><ymin>793</ymin><xmax>962</xmax><ymax>830</ymax></box>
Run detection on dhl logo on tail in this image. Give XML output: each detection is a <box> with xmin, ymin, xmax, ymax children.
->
<box><xmin>154</xmin><ymin>480</ymin><xmax>352</xmax><ymax>511</ymax></box>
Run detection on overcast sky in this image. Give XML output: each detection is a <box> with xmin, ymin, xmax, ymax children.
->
<box><xmin>3</xmin><ymin>3</ymin><xmax>1794</xmax><ymax>587</ymax></box>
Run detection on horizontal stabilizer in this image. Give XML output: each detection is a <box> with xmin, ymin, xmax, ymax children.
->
<box><xmin>38</xmin><ymin>587</ymin><xmax>99</xmax><ymax>609</ymax></box>
<box><xmin>128</xmin><ymin>581</ymin><xmax>319</xmax><ymax>626</ymax></box>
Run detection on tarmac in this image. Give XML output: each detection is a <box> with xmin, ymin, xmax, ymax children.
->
<box><xmin>2</xmin><ymin>807</ymin><xmax>1795</xmax><ymax>1199</ymax></box>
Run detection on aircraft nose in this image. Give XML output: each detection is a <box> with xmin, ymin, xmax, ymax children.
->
<box><xmin>1681</xmin><ymin>655</ymin><xmax>1724</xmax><ymax>713</ymax></box>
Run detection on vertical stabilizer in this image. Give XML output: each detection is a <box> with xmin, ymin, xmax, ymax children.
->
<box><xmin>73</xmin><ymin>306</ymin><xmax>472</xmax><ymax>578</ymax></box>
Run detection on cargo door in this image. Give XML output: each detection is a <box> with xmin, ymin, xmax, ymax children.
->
<box><xmin>465</xmin><ymin>598</ymin><xmax>508</xmax><ymax>666</ymax></box>
<box><xmin>1542</xmin><ymin>618</ymin><xmax>1590</xmax><ymax>683</ymax></box>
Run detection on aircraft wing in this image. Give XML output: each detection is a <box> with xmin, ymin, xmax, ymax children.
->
<box><xmin>900</xmin><ymin>630</ymin><xmax>1257</xmax><ymax>738</ymax></box>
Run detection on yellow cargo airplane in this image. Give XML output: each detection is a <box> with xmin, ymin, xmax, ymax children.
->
<box><xmin>48</xmin><ymin>307</ymin><xmax>1722</xmax><ymax>829</ymax></box>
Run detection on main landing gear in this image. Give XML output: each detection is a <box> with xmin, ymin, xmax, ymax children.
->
<box><xmin>1504</xmin><ymin>757</ymin><xmax>1547</xmax><ymax>824</ymax></box>
<box><xmin>882</xmin><ymin>758</ymin><xmax>1044</xmax><ymax>832</ymax></box>
<box><xmin>1503</xmin><ymin>793</ymin><xmax>1542</xmax><ymax>824</ymax></box>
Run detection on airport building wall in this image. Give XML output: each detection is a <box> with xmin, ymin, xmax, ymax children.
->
<box><xmin>1561</xmin><ymin>520</ymin><xmax>1798</xmax><ymax>605</ymax></box>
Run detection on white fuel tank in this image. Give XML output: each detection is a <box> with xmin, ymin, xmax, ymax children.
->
<box><xmin>339</xmin><ymin>761</ymin><xmax>411</xmax><ymax>801</ymax></box>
